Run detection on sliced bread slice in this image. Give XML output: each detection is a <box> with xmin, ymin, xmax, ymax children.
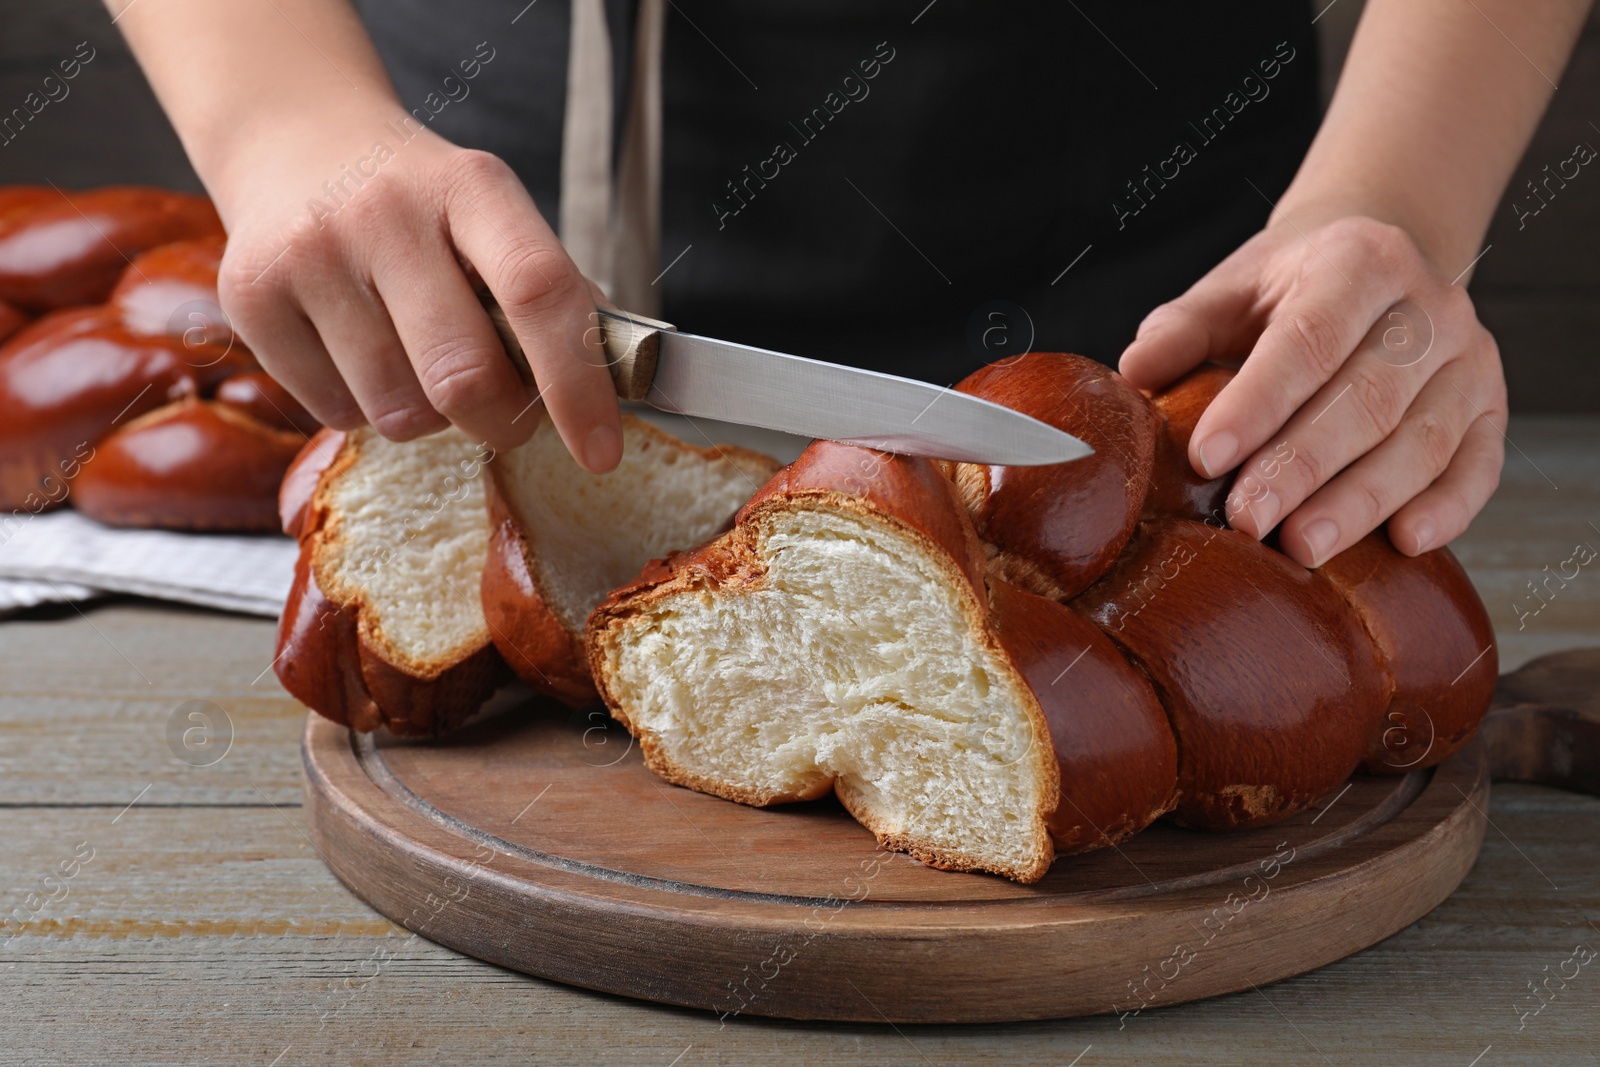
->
<box><xmin>587</xmin><ymin>441</ymin><xmax>1070</xmax><ymax>883</ymax></box>
<box><xmin>277</xmin><ymin>415</ymin><xmax>778</xmax><ymax>733</ymax></box>
<box><xmin>482</xmin><ymin>413</ymin><xmax>779</xmax><ymax>704</ymax></box>
<box><xmin>275</xmin><ymin>426</ymin><xmax>505</xmax><ymax>736</ymax></box>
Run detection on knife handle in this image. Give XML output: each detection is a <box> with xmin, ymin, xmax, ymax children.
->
<box><xmin>479</xmin><ymin>294</ymin><xmax>674</xmax><ymax>402</ymax></box>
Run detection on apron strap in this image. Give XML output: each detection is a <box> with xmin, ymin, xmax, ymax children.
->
<box><xmin>559</xmin><ymin>0</ymin><xmax>664</xmax><ymax>315</ymax></box>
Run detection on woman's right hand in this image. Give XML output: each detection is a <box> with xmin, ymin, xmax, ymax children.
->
<box><xmin>108</xmin><ymin>0</ymin><xmax>620</xmax><ymax>467</ymax></box>
<box><xmin>210</xmin><ymin>106</ymin><xmax>621</xmax><ymax>470</ymax></box>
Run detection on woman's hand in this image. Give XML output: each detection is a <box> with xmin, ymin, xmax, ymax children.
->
<box><xmin>214</xmin><ymin>110</ymin><xmax>620</xmax><ymax>469</ymax></box>
<box><xmin>1115</xmin><ymin>0</ymin><xmax>1592</xmax><ymax>567</ymax></box>
<box><xmin>109</xmin><ymin>0</ymin><xmax>622</xmax><ymax>471</ymax></box>
<box><xmin>1118</xmin><ymin>212</ymin><xmax>1508</xmax><ymax>567</ymax></box>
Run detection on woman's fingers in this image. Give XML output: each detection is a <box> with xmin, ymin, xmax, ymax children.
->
<box><xmin>1271</xmin><ymin>358</ymin><xmax>1484</xmax><ymax>566</ymax></box>
<box><xmin>1386</xmin><ymin>389</ymin><xmax>1507</xmax><ymax>557</ymax></box>
<box><xmin>1117</xmin><ymin>253</ymin><xmax>1260</xmax><ymax>391</ymax></box>
<box><xmin>1189</xmin><ymin>219</ymin><xmax>1421</xmax><ymax>482</ymax></box>
<box><xmin>373</xmin><ymin>237</ymin><xmax>544</xmax><ymax>452</ymax></box>
<box><xmin>218</xmin><ymin>252</ymin><xmax>362</xmax><ymax>430</ymax></box>
<box><xmin>445</xmin><ymin>151</ymin><xmax>621</xmax><ymax>473</ymax></box>
<box><xmin>1224</xmin><ymin>285</ymin><xmax>1471</xmax><ymax>542</ymax></box>
<box><xmin>298</xmin><ymin>268</ymin><xmax>449</xmax><ymax>442</ymax></box>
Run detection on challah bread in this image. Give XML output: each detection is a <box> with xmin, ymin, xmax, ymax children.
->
<box><xmin>278</xmin><ymin>416</ymin><xmax>778</xmax><ymax>734</ymax></box>
<box><xmin>951</xmin><ymin>352</ymin><xmax>1158</xmax><ymax>601</ymax></box>
<box><xmin>589</xmin><ymin>442</ymin><xmax>1065</xmax><ymax>881</ymax></box>
<box><xmin>275</xmin><ymin>427</ymin><xmax>506</xmax><ymax>737</ymax></box>
<box><xmin>0</xmin><ymin>207</ymin><xmax>316</xmax><ymax>529</ymax></box>
<box><xmin>0</xmin><ymin>304</ymin><xmax>251</xmax><ymax>510</ymax></box>
<box><xmin>585</xmin><ymin>352</ymin><xmax>1498</xmax><ymax>882</ymax></box>
<box><xmin>482</xmin><ymin>415</ymin><xmax>778</xmax><ymax>705</ymax></box>
<box><xmin>1073</xmin><ymin>519</ymin><xmax>1386</xmax><ymax>829</ymax></box>
<box><xmin>72</xmin><ymin>398</ymin><xmax>305</xmax><ymax>531</ymax></box>
<box><xmin>1319</xmin><ymin>532</ymin><xmax>1498</xmax><ymax>772</ymax></box>
<box><xmin>0</xmin><ymin>186</ymin><xmax>222</xmax><ymax>313</ymax></box>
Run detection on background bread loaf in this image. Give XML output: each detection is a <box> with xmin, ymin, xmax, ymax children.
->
<box><xmin>0</xmin><ymin>186</ymin><xmax>221</xmax><ymax>313</ymax></box>
<box><xmin>0</xmin><ymin>187</ymin><xmax>314</xmax><ymax>531</ymax></box>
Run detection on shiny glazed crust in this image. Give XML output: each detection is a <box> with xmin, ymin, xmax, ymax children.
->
<box><xmin>0</xmin><ymin>186</ymin><xmax>222</xmax><ymax>313</ymax></box>
<box><xmin>1318</xmin><ymin>533</ymin><xmax>1499</xmax><ymax>772</ymax></box>
<box><xmin>952</xmin><ymin>352</ymin><xmax>1158</xmax><ymax>601</ymax></box>
<box><xmin>72</xmin><ymin>399</ymin><xmax>305</xmax><ymax>532</ymax></box>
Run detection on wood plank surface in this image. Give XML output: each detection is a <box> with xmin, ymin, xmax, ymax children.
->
<box><xmin>2</xmin><ymin>414</ymin><xmax>1598</xmax><ymax>1065</ymax></box>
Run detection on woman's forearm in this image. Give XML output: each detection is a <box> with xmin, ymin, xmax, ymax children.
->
<box><xmin>1277</xmin><ymin>0</ymin><xmax>1591</xmax><ymax>276</ymax></box>
<box><xmin>105</xmin><ymin>0</ymin><xmax>401</xmax><ymax>217</ymax></box>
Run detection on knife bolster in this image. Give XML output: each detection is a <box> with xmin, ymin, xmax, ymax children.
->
<box><xmin>480</xmin><ymin>294</ymin><xmax>667</xmax><ymax>403</ymax></box>
<box><xmin>597</xmin><ymin>309</ymin><xmax>667</xmax><ymax>402</ymax></box>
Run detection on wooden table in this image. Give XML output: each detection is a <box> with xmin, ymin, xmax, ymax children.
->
<box><xmin>3</xmin><ymin>415</ymin><xmax>1597</xmax><ymax>1067</ymax></box>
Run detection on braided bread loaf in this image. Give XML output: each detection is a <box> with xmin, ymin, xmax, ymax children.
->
<box><xmin>0</xmin><ymin>186</ymin><xmax>316</xmax><ymax>529</ymax></box>
<box><xmin>586</xmin><ymin>352</ymin><xmax>1497</xmax><ymax>882</ymax></box>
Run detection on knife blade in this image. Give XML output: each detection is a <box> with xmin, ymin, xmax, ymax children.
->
<box><xmin>483</xmin><ymin>301</ymin><xmax>1091</xmax><ymax>466</ymax></box>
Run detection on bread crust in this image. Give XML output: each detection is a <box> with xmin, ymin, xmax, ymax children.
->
<box><xmin>1143</xmin><ymin>363</ymin><xmax>1238</xmax><ymax>523</ymax></box>
<box><xmin>279</xmin><ymin>429</ymin><xmax>347</xmax><ymax>538</ymax></box>
<box><xmin>988</xmin><ymin>579</ymin><xmax>1178</xmax><ymax>853</ymax></box>
<box><xmin>1074</xmin><ymin>519</ymin><xmax>1387</xmax><ymax>830</ymax></box>
<box><xmin>273</xmin><ymin>430</ymin><xmax>507</xmax><ymax>737</ymax></box>
<box><xmin>1319</xmin><ymin>534</ymin><xmax>1498</xmax><ymax>772</ymax></box>
<box><xmin>481</xmin><ymin>481</ymin><xmax>599</xmax><ymax>706</ymax></box>
<box><xmin>953</xmin><ymin>352</ymin><xmax>1160</xmax><ymax>601</ymax></box>
<box><xmin>215</xmin><ymin>371</ymin><xmax>320</xmax><ymax>437</ymax></box>
<box><xmin>275</xmin><ymin>548</ymin><xmax>383</xmax><ymax>733</ymax></box>
<box><xmin>0</xmin><ymin>298</ymin><xmax>26</xmax><ymax>346</ymax></box>
<box><xmin>0</xmin><ymin>187</ymin><xmax>222</xmax><ymax>313</ymax></box>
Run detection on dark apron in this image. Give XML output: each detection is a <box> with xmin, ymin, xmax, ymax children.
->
<box><xmin>360</xmin><ymin>1</ymin><xmax>1319</xmax><ymax>384</ymax></box>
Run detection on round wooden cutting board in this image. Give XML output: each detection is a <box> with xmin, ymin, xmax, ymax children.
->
<box><xmin>301</xmin><ymin>649</ymin><xmax>1599</xmax><ymax>1024</ymax></box>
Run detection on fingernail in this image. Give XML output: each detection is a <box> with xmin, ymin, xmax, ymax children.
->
<box><xmin>1412</xmin><ymin>518</ymin><xmax>1437</xmax><ymax>555</ymax></box>
<box><xmin>585</xmin><ymin>423</ymin><xmax>621</xmax><ymax>472</ymax></box>
<box><xmin>1249</xmin><ymin>489</ymin><xmax>1281</xmax><ymax>536</ymax></box>
<box><xmin>1197</xmin><ymin>432</ymin><xmax>1238</xmax><ymax>478</ymax></box>
<box><xmin>1302</xmin><ymin>518</ymin><xmax>1339</xmax><ymax>566</ymax></box>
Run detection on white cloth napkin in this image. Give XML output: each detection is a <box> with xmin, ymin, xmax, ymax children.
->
<box><xmin>0</xmin><ymin>510</ymin><xmax>296</xmax><ymax>617</ymax></box>
<box><xmin>0</xmin><ymin>575</ymin><xmax>97</xmax><ymax>613</ymax></box>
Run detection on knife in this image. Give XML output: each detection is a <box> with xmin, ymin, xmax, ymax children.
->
<box><xmin>481</xmin><ymin>299</ymin><xmax>1091</xmax><ymax>466</ymax></box>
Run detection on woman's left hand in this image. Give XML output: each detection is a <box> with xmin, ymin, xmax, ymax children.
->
<box><xmin>1117</xmin><ymin>213</ymin><xmax>1508</xmax><ymax>568</ymax></box>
